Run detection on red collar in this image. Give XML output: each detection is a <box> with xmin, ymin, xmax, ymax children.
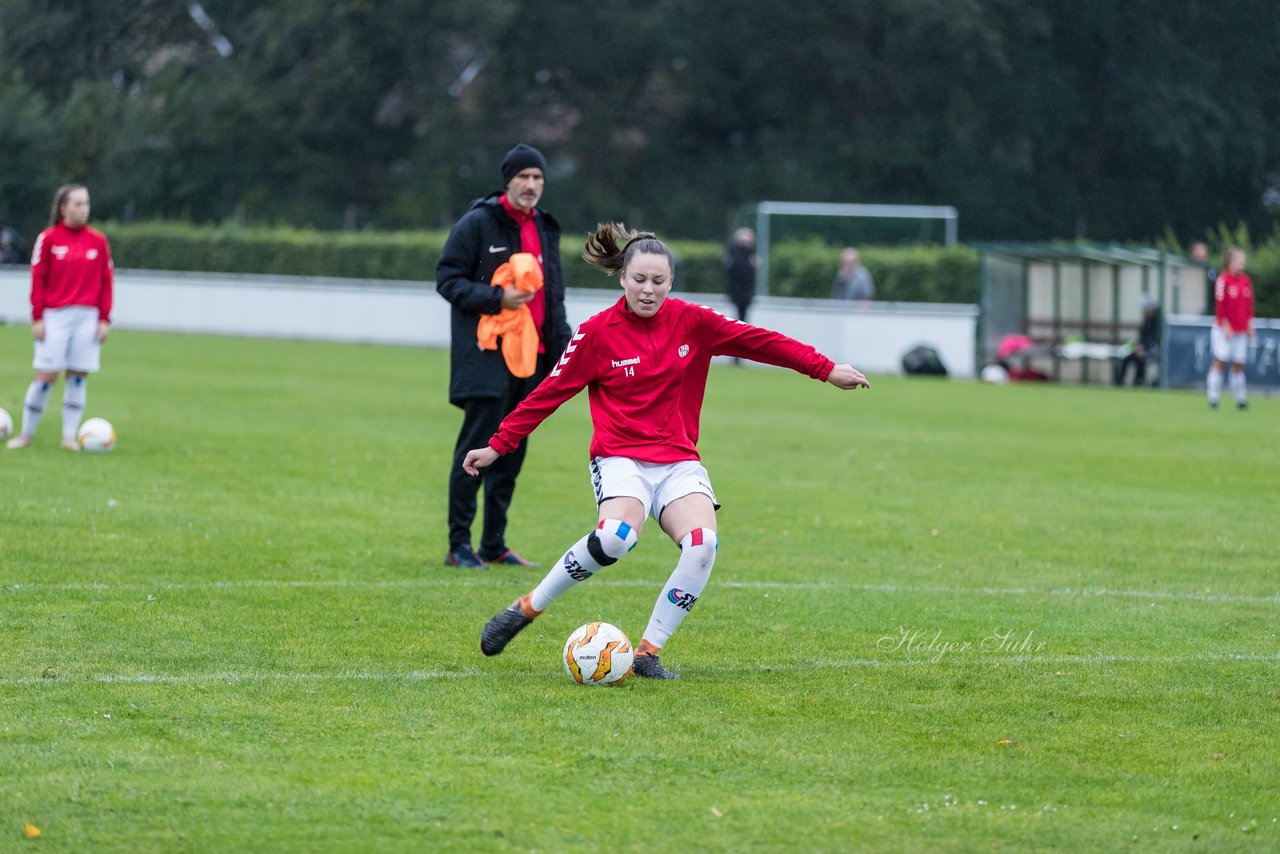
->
<box><xmin>500</xmin><ymin>194</ymin><xmax>535</xmax><ymax>223</ymax></box>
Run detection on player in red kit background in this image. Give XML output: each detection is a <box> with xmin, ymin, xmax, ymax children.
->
<box><xmin>7</xmin><ymin>184</ymin><xmax>114</xmax><ymax>450</ymax></box>
<box><xmin>1206</xmin><ymin>246</ymin><xmax>1255</xmax><ymax>410</ymax></box>
<box><xmin>466</xmin><ymin>222</ymin><xmax>870</xmax><ymax>679</ymax></box>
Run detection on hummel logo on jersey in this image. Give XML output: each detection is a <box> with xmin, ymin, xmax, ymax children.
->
<box><xmin>611</xmin><ymin>357</ymin><xmax>640</xmax><ymax>369</ymax></box>
<box><xmin>678</xmin><ymin>344</ymin><xmax>689</xmax><ymax>358</ymax></box>
<box><xmin>488</xmin><ymin>245</ymin><xmax>508</xmax><ymax>253</ymax></box>
<box><xmin>52</xmin><ymin>245</ymin><xmax>69</xmax><ymax>260</ymax></box>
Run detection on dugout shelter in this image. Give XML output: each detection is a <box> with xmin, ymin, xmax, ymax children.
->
<box><xmin>977</xmin><ymin>243</ymin><xmax>1207</xmax><ymax>385</ymax></box>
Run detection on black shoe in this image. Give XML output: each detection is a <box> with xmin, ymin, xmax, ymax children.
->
<box><xmin>1209</xmin><ymin>400</ymin><xmax>1219</xmax><ymax>410</ymax></box>
<box><xmin>480</xmin><ymin>602</ymin><xmax>534</xmax><ymax>656</ymax></box>
<box><xmin>631</xmin><ymin>652</ymin><xmax>680</xmax><ymax>680</ymax></box>
<box><xmin>445</xmin><ymin>544</ymin><xmax>485</xmax><ymax>569</ymax></box>
<box><xmin>478</xmin><ymin>547</ymin><xmax>539</xmax><ymax>567</ymax></box>
<box><xmin>1238</xmin><ymin>400</ymin><xmax>1248</xmax><ymax>410</ymax></box>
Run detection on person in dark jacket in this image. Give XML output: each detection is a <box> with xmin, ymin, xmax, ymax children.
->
<box><xmin>1113</xmin><ymin>294</ymin><xmax>1161</xmax><ymax>387</ymax></box>
<box><xmin>723</xmin><ymin>227</ymin><xmax>756</xmax><ymax>324</ymax></box>
<box><xmin>436</xmin><ymin>144</ymin><xmax>572</xmax><ymax>569</ymax></box>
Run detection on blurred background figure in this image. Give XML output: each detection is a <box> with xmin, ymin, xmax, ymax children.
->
<box><xmin>1190</xmin><ymin>241</ymin><xmax>1216</xmax><ymax>317</ymax></box>
<box><xmin>1113</xmin><ymin>294</ymin><xmax>1161</xmax><ymax>387</ymax></box>
<box><xmin>0</xmin><ymin>225</ymin><xmax>26</xmax><ymax>264</ymax></box>
<box><xmin>1207</xmin><ymin>247</ymin><xmax>1255</xmax><ymax>410</ymax></box>
<box><xmin>831</xmin><ymin>247</ymin><xmax>875</xmax><ymax>303</ymax></box>
<box><xmin>723</xmin><ymin>227</ymin><xmax>756</xmax><ymax>323</ymax></box>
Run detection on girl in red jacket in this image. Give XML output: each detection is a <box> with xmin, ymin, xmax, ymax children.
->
<box><xmin>1207</xmin><ymin>247</ymin><xmax>1255</xmax><ymax>409</ymax></box>
<box><xmin>7</xmin><ymin>184</ymin><xmax>114</xmax><ymax>450</ymax></box>
<box><xmin>465</xmin><ymin>222</ymin><xmax>870</xmax><ymax>678</ymax></box>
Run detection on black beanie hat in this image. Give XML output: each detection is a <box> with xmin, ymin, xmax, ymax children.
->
<box><xmin>501</xmin><ymin>144</ymin><xmax>547</xmax><ymax>184</ymax></box>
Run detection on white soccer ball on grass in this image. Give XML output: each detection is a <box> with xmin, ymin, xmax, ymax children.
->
<box><xmin>77</xmin><ymin>417</ymin><xmax>117</xmax><ymax>452</ymax></box>
<box><xmin>563</xmin><ymin>622</ymin><xmax>634</xmax><ymax>686</ymax></box>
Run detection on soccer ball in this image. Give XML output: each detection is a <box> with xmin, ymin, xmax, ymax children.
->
<box><xmin>563</xmin><ymin>622</ymin><xmax>634</xmax><ymax>686</ymax></box>
<box><xmin>77</xmin><ymin>417</ymin><xmax>116</xmax><ymax>452</ymax></box>
<box><xmin>0</xmin><ymin>407</ymin><xmax>11</xmax><ymax>441</ymax></box>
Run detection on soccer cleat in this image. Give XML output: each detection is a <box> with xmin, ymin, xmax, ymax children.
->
<box><xmin>1208</xmin><ymin>400</ymin><xmax>1219</xmax><ymax>410</ymax></box>
<box><xmin>444</xmin><ymin>544</ymin><xmax>485</xmax><ymax>569</ymax></box>
<box><xmin>631</xmin><ymin>652</ymin><xmax>680</xmax><ymax>680</ymax></box>
<box><xmin>479</xmin><ymin>547</ymin><xmax>539</xmax><ymax>567</ymax></box>
<box><xmin>6</xmin><ymin>434</ymin><xmax>32</xmax><ymax>449</ymax></box>
<box><xmin>60</xmin><ymin>438</ymin><xmax>81</xmax><ymax>452</ymax></box>
<box><xmin>1237</xmin><ymin>400</ymin><xmax>1248</xmax><ymax>410</ymax></box>
<box><xmin>480</xmin><ymin>599</ymin><xmax>535</xmax><ymax>656</ymax></box>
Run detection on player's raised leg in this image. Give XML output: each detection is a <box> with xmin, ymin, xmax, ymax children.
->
<box><xmin>480</xmin><ymin>501</ymin><xmax>642</xmax><ymax>656</ymax></box>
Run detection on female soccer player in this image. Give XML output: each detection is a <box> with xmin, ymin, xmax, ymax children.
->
<box><xmin>464</xmin><ymin>223</ymin><xmax>870</xmax><ymax>679</ymax></box>
<box><xmin>7</xmin><ymin>184</ymin><xmax>114</xmax><ymax>451</ymax></box>
<box><xmin>1206</xmin><ymin>246</ymin><xmax>1255</xmax><ymax>410</ymax></box>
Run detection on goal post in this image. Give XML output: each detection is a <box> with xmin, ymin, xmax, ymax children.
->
<box><xmin>753</xmin><ymin>201</ymin><xmax>959</xmax><ymax>296</ymax></box>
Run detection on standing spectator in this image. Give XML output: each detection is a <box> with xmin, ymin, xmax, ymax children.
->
<box><xmin>1191</xmin><ymin>241</ymin><xmax>1216</xmax><ymax>316</ymax></box>
<box><xmin>1206</xmin><ymin>247</ymin><xmax>1255</xmax><ymax>410</ymax></box>
<box><xmin>465</xmin><ymin>222</ymin><xmax>870</xmax><ymax>679</ymax></box>
<box><xmin>723</xmin><ymin>227</ymin><xmax>756</xmax><ymax>323</ymax></box>
<box><xmin>7</xmin><ymin>184</ymin><xmax>113</xmax><ymax>451</ymax></box>
<box><xmin>831</xmin><ymin>247</ymin><xmax>875</xmax><ymax>303</ymax></box>
<box><xmin>436</xmin><ymin>144</ymin><xmax>572</xmax><ymax>568</ymax></box>
<box><xmin>1113</xmin><ymin>294</ymin><xmax>1161</xmax><ymax>387</ymax></box>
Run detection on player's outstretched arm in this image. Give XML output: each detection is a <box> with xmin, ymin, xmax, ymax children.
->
<box><xmin>826</xmin><ymin>364</ymin><xmax>870</xmax><ymax>390</ymax></box>
<box><xmin>462</xmin><ymin>446</ymin><xmax>501</xmax><ymax>476</ymax></box>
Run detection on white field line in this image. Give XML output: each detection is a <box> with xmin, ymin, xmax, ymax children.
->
<box><xmin>4</xmin><ymin>577</ymin><xmax>1279</xmax><ymax>605</ymax></box>
<box><xmin>1</xmin><ymin>652</ymin><xmax>1277</xmax><ymax>688</ymax></box>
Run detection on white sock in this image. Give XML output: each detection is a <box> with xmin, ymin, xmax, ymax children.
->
<box><xmin>62</xmin><ymin>375</ymin><xmax>87</xmax><ymax>441</ymax></box>
<box><xmin>21</xmin><ymin>380</ymin><xmax>53</xmax><ymax>437</ymax></box>
<box><xmin>642</xmin><ymin>528</ymin><xmax>718</xmax><ymax>650</ymax></box>
<box><xmin>527</xmin><ymin>519</ymin><xmax>639</xmax><ymax>614</ymax></box>
<box><xmin>1230</xmin><ymin>370</ymin><xmax>1246</xmax><ymax>405</ymax></box>
<box><xmin>1207</xmin><ymin>367</ymin><xmax>1223</xmax><ymax>404</ymax></box>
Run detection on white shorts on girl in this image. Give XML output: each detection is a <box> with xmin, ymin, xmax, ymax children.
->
<box><xmin>34</xmin><ymin>306</ymin><xmax>103</xmax><ymax>372</ymax></box>
<box><xmin>590</xmin><ymin>456</ymin><xmax>719</xmax><ymax>523</ymax></box>
<box><xmin>1209</xmin><ymin>326</ymin><xmax>1249</xmax><ymax>364</ymax></box>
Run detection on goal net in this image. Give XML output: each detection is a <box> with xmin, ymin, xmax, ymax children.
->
<box><xmin>751</xmin><ymin>201</ymin><xmax>958</xmax><ymax>295</ymax></box>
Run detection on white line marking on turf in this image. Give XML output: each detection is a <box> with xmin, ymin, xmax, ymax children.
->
<box><xmin>2</xmin><ymin>652</ymin><xmax>1276</xmax><ymax>687</ymax></box>
<box><xmin>6</xmin><ymin>577</ymin><xmax>1279</xmax><ymax>605</ymax></box>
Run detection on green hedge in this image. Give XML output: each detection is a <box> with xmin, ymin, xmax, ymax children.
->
<box><xmin>62</xmin><ymin>220</ymin><xmax>1280</xmax><ymax>314</ymax></box>
<box><xmin>103</xmin><ymin>221</ymin><xmax>981</xmax><ymax>303</ymax></box>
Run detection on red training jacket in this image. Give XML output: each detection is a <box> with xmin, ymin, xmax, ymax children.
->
<box><xmin>489</xmin><ymin>296</ymin><xmax>835</xmax><ymax>463</ymax></box>
<box><xmin>1214</xmin><ymin>271</ymin><xmax>1254</xmax><ymax>333</ymax></box>
<box><xmin>30</xmin><ymin>222</ymin><xmax>114</xmax><ymax>323</ymax></box>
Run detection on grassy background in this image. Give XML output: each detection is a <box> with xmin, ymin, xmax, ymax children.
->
<box><xmin>1</xmin><ymin>324</ymin><xmax>1277</xmax><ymax>852</ymax></box>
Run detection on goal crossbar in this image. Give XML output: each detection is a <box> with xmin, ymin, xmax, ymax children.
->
<box><xmin>753</xmin><ymin>201</ymin><xmax>959</xmax><ymax>295</ymax></box>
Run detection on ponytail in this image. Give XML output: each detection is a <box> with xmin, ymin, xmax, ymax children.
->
<box><xmin>582</xmin><ymin>222</ymin><xmax>674</xmax><ymax>277</ymax></box>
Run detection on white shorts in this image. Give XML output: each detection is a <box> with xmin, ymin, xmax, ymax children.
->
<box><xmin>590</xmin><ymin>457</ymin><xmax>719</xmax><ymax>523</ymax></box>
<box><xmin>1209</xmin><ymin>326</ymin><xmax>1249</xmax><ymax>364</ymax></box>
<box><xmin>34</xmin><ymin>306</ymin><xmax>102</xmax><ymax>372</ymax></box>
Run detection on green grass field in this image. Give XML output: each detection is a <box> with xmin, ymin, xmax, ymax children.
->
<box><xmin>2</xmin><ymin>324</ymin><xmax>1277</xmax><ymax>852</ymax></box>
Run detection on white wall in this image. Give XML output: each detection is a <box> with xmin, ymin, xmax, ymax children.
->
<box><xmin>0</xmin><ymin>267</ymin><xmax>977</xmax><ymax>376</ymax></box>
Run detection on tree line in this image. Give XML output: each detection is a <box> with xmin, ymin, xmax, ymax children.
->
<box><xmin>2</xmin><ymin>0</ymin><xmax>1278</xmax><ymax>247</ymax></box>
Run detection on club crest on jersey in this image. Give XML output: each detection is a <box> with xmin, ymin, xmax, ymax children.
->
<box><xmin>678</xmin><ymin>344</ymin><xmax>689</xmax><ymax>358</ymax></box>
<box><xmin>86</xmin><ymin>249</ymin><xmax>99</xmax><ymax>260</ymax></box>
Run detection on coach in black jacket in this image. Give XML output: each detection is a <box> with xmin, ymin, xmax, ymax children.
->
<box><xmin>436</xmin><ymin>144</ymin><xmax>572</xmax><ymax>569</ymax></box>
